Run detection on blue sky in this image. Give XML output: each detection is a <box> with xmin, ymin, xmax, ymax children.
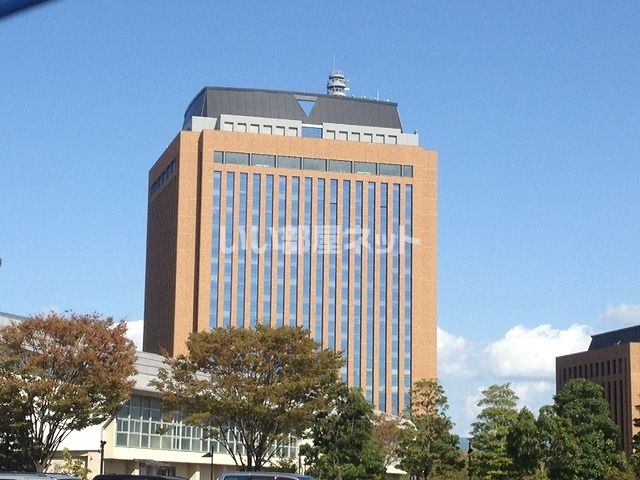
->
<box><xmin>1</xmin><ymin>1</ymin><xmax>639</xmax><ymax>434</ymax></box>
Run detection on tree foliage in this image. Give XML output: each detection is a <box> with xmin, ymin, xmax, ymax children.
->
<box><xmin>371</xmin><ymin>413</ymin><xmax>403</xmax><ymax>469</ymax></box>
<box><xmin>301</xmin><ymin>384</ymin><xmax>385</xmax><ymax>480</ymax></box>
<box><xmin>506</xmin><ymin>407</ymin><xmax>544</xmax><ymax>478</ymax></box>
<box><xmin>51</xmin><ymin>448</ymin><xmax>91</xmax><ymax>480</ymax></box>
<box><xmin>153</xmin><ymin>326</ymin><xmax>343</xmax><ymax>471</ymax></box>
<box><xmin>538</xmin><ymin>379</ymin><xmax>623</xmax><ymax>480</ymax></box>
<box><xmin>0</xmin><ymin>312</ymin><xmax>136</xmax><ymax>472</ymax></box>
<box><xmin>469</xmin><ymin>384</ymin><xmax>518</xmax><ymax>480</ymax></box>
<box><xmin>397</xmin><ymin>379</ymin><xmax>464</xmax><ymax>480</ymax></box>
<box><xmin>629</xmin><ymin>404</ymin><xmax>640</xmax><ymax>478</ymax></box>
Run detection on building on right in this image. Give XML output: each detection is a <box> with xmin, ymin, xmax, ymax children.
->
<box><xmin>556</xmin><ymin>325</ymin><xmax>640</xmax><ymax>454</ymax></box>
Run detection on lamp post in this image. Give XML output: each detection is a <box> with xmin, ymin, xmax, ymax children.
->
<box><xmin>202</xmin><ymin>444</ymin><xmax>214</xmax><ymax>480</ymax></box>
<box><xmin>99</xmin><ymin>440</ymin><xmax>107</xmax><ymax>474</ymax></box>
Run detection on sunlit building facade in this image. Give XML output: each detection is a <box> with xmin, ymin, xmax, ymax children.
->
<box><xmin>556</xmin><ymin>325</ymin><xmax>640</xmax><ymax>454</ymax></box>
<box><xmin>143</xmin><ymin>74</ymin><xmax>437</xmax><ymax>414</ymax></box>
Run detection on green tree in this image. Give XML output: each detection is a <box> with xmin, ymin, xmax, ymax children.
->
<box><xmin>371</xmin><ymin>413</ymin><xmax>403</xmax><ymax>469</ymax></box>
<box><xmin>301</xmin><ymin>384</ymin><xmax>384</xmax><ymax>480</ymax></box>
<box><xmin>629</xmin><ymin>405</ymin><xmax>640</xmax><ymax>478</ymax></box>
<box><xmin>51</xmin><ymin>448</ymin><xmax>91</xmax><ymax>480</ymax></box>
<box><xmin>469</xmin><ymin>384</ymin><xmax>519</xmax><ymax>480</ymax></box>
<box><xmin>538</xmin><ymin>379</ymin><xmax>624</xmax><ymax>480</ymax></box>
<box><xmin>397</xmin><ymin>379</ymin><xmax>464</xmax><ymax>480</ymax></box>
<box><xmin>506</xmin><ymin>407</ymin><xmax>544</xmax><ymax>478</ymax></box>
<box><xmin>153</xmin><ymin>326</ymin><xmax>343</xmax><ymax>471</ymax></box>
<box><xmin>0</xmin><ymin>312</ymin><xmax>136</xmax><ymax>472</ymax></box>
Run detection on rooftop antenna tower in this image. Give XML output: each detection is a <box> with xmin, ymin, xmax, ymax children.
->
<box><xmin>327</xmin><ymin>70</ymin><xmax>348</xmax><ymax>96</ymax></box>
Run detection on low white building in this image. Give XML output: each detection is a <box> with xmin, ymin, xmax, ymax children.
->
<box><xmin>58</xmin><ymin>352</ymin><xmax>300</xmax><ymax>480</ymax></box>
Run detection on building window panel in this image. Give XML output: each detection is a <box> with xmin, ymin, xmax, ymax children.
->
<box><xmin>354</xmin><ymin>162</ymin><xmax>377</xmax><ymax>175</ymax></box>
<box><xmin>226</xmin><ymin>152</ymin><xmax>250</xmax><ymax>165</ymax></box>
<box><xmin>366</xmin><ymin>182</ymin><xmax>376</xmax><ymax>403</ymax></box>
<box><xmin>379</xmin><ymin>163</ymin><xmax>402</xmax><ymax>177</ymax></box>
<box><xmin>304</xmin><ymin>158</ymin><xmax>327</xmax><ymax>172</ymax></box>
<box><xmin>303</xmin><ymin>178</ymin><xmax>313</xmax><ymax>331</ymax></box>
<box><xmin>263</xmin><ymin>175</ymin><xmax>275</xmax><ymax>326</ymax></box>
<box><xmin>402</xmin><ymin>165</ymin><xmax>413</xmax><ymax>178</ymax></box>
<box><xmin>276</xmin><ymin>176</ymin><xmax>287</xmax><ymax>327</ymax></box>
<box><xmin>236</xmin><ymin>173</ymin><xmax>248</xmax><ymax>328</ymax></box>
<box><xmin>341</xmin><ymin>180</ymin><xmax>351</xmax><ymax>382</ymax></box>
<box><xmin>250</xmin><ymin>175</ymin><xmax>261</xmax><ymax>328</ymax></box>
<box><xmin>328</xmin><ymin>179</ymin><xmax>338</xmax><ymax>352</ymax></box>
<box><xmin>302</xmin><ymin>126</ymin><xmax>323</xmax><ymax>138</ymax></box>
<box><xmin>252</xmin><ymin>154</ymin><xmax>275</xmax><ymax>168</ymax></box>
<box><xmin>289</xmin><ymin>177</ymin><xmax>300</xmax><ymax>327</ymax></box>
<box><xmin>211</xmin><ymin>172</ymin><xmax>222</xmax><ymax>327</ymax></box>
<box><xmin>404</xmin><ymin>185</ymin><xmax>413</xmax><ymax>409</ymax></box>
<box><xmin>391</xmin><ymin>184</ymin><xmax>401</xmax><ymax>415</ymax></box>
<box><xmin>379</xmin><ymin>183</ymin><xmax>388</xmax><ymax>411</ymax></box>
<box><xmin>223</xmin><ymin>173</ymin><xmax>235</xmax><ymax>328</ymax></box>
<box><xmin>328</xmin><ymin>159</ymin><xmax>352</xmax><ymax>173</ymax></box>
<box><xmin>315</xmin><ymin>179</ymin><xmax>326</xmax><ymax>345</ymax></box>
<box><xmin>354</xmin><ymin>181</ymin><xmax>363</xmax><ymax>389</ymax></box>
<box><xmin>278</xmin><ymin>156</ymin><xmax>302</xmax><ymax>170</ymax></box>
<box><xmin>214</xmin><ymin>151</ymin><xmax>224</xmax><ymax>164</ymax></box>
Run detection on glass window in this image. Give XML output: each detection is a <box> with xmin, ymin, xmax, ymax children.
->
<box><xmin>288</xmin><ymin>127</ymin><xmax>298</xmax><ymax>136</ymax></box>
<box><xmin>363</xmin><ymin>133</ymin><xmax>373</xmax><ymax>143</ymax></box>
<box><xmin>351</xmin><ymin>132</ymin><xmax>361</xmax><ymax>142</ymax></box>
<box><xmin>353</xmin><ymin>181</ymin><xmax>363</xmax><ymax>389</ymax></box>
<box><xmin>236</xmin><ymin>173</ymin><xmax>248</xmax><ymax>328</ymax></box>
<box><xmin>214</xmin><ymin>151</ymin><xmax>224</xmax><ymax>164</ymax></box>
<box><xmin>226</xmin><ymin>152</ymin><xmax>250</xmax><ymax>165</ymax></box>
<box><xmin>402</xmin><ymin>165</ymin><xmax>413</xmax><ymax>178</ymax></box>
<box><xmin>378</xmin><ymin>183</ymin><xmax>388</xmax><ymax>411</ymax></box>
<box><xmin>375</xmin><ymin>134</ymin><xmax>385</xmax><ymax>144</ymax></box>
<box><xmin>328</xmin><ymin>179</ymin><xmax>338</xmax><ymax>352</ymax></box>
<box><xmin>337</xmin><ymin>131</ymin><xmax>348</xmax><ymax>141</ymax></box>
<box><xmin>303</xmin><ymin>178</ymin><xmax>313</xmax><ymax>331</ymax></box>
<box><xmin>263</xmin><ymin>175</ymin><xmax>275</xmax><ymax>326</ymax></box>
<box><xmin>341</xmin><ymin>180</ymin><xmax>351</xmax><ymax>382</ymax></box>
<box><xmin>315</xmin><ymin>179</ymin><xmax>326</xmax><ymax>345</ymax></box>
<box><xmin>404</xmin><ymin>185</ymin><xmax>413</xmax><ymax>409</ymax></box>
<box><xmin>276</xmin><ymin>176</ymin><xmax>287</xmax><ymax>327</ymax></box>
<box><xmin>275</xmin><ymin>126</ymin><xmax>285</xmax><ymax>136</ymax></box>
<box><xmin>223</xmin><ymin>173</ymin><xmax>235</xmax><ymax>328</ymax></box>
<box><xmin>304</xmin><ymin>158</ymin><xmax>326</xmax><ymax>171</ymax></box>
<box><xmin>325</xmin><ymin>130</ymin><xmax>336</xmax><ymax>140</ymax></box>
<box><xmin>289</xmin><ymin>177</ymin><xmax>300</xmax><ymax>327</ymax></box>
<box><xmin>262</xmin><ymin>125</ymin><xmax>273</xmax><ymax>135</ymax></box>
<box><xmin>278</xmin><ymin>156</ymin><xmax>302</xmax><ymax>170</ymax></box>
<box><xmin>366</xmin><ymin>182</ymin><xmax>376</xmax><ymax>403</ymax></box>
<box><xmin>250</xmin><ymin>174</ymin><xmax>261</xmax><ymax>328</ymax></box>
<box><xmin>302</xmin><ymin>126</ymin><xmax>322</xmax><ymax>138</ymax></box>
<box><xmin>211</xmin><ymin>172</ymin><xmax>222</xmax><ymax>327</ymax></box>
<box><xmin>252</xmin><ymin>154</ymin><xmax>275</xmax><ymax>168</ymax></box>
<box><xmin>388</xmin><ymin>135</ymin><xmax>397</xmax><ymax>145</ymax></box>
<box><xmin>354</xmin><ymin>162</ymin><xmax>377</xmax><ymax>175</ymax></box>
<box><xmin>379</xmin><ymin>163</ymin><xmax>402</xmax><ymax>177</ymax></box>
<box><xmin>391</xmin><ymin>184</ymin><xmax>401</xmax><ymax>415</ymax></box>
<box><xmin>328</xmin><ymin>159</ymin><xmax>352</xmax><ymax>173</ymax></box>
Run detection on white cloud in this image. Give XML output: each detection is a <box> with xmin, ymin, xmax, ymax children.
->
<box><xmin>438</xmin><ymin>327</ymin><xmax>475</xmax><ymax>378</ymax></box>
<box><xmin>599</xmin><ymin>303</ymin><xmax>640</xmax><ymax>327</ymax></box>
<box><xmin>511</xmin><ymin>380</ymin><xmax>554</xmax><ymax>413</ymax></box>
<box><xmin>125</xmin><ymin>319</ymin><xmax>144</xmax><ymax>350</ymax></box>
<box><xmin>484</xmin><ymin>324</ymin><xmax>591</xmax><ymax>379</ymax></box>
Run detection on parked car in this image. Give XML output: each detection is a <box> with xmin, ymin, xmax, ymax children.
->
<box><xmin>217</xmin><ymin>473</ymin><xmax>314</xmax><ymax>480</ymax></box>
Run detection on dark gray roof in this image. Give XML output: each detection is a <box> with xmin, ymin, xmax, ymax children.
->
<box><xmin>183</xmin><ymin>87</ymin><xmax>403</xmax><ymax>131</ymax></box>
<box><xmin>588</xmin><ymin>325</ymin><xmax>640</xmax><ymax>350</ymax></box>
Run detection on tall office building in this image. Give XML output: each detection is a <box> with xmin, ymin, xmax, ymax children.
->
<box><xmin>143</xmin><ymin>73</ymin><xmax>437</xmax><ymax>414</ymax></box>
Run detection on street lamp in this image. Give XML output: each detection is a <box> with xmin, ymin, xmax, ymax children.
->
<box><xmin>99</xmin><ymin>440</ymin><xmax>107</xmax><ymax>474</ymax></box>
<box><xmin>202</xmin><ymin>443</ymin><xmax>214</xmax><ymax>480</ymax></box>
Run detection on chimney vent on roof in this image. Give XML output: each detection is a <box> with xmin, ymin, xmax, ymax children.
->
<box><xmin>327</xmin><ymin>70</ymin><xmax>348</xmax><ymax>96</ymax></box>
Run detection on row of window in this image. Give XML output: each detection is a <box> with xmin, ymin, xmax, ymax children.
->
<box><xmin>561</xmin><ymin>357</ymin><xmax>626</xmax><ymax>383</ymax></box>
<box><xmin>115</xmin><ymin>395</ymin><xmax>298</xmax><ymax>458</ymax></box>
<box><xmin>149</xmin><ymin>158</ymin><xmax>177</xmax><ymax>196</ymax></box>
<box><xmin>214</xmin><ymin>151</ymin><xmax>413</xmax><ymax>178</ymax></box>
<box><xmin>210</xmin><ymin>172</ymin><xmax>413</xmax><ymax>415</ymax></box>
<box><xmin>221</xmin><ymin>121</ymin><xmax>401</xmax><ymax>144</ymax></box>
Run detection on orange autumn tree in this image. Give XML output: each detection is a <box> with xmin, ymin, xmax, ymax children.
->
<box><xmin>0</xmin><ymin>312</ymin><xmax>136</xmax><ymax>472</ymax></box>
